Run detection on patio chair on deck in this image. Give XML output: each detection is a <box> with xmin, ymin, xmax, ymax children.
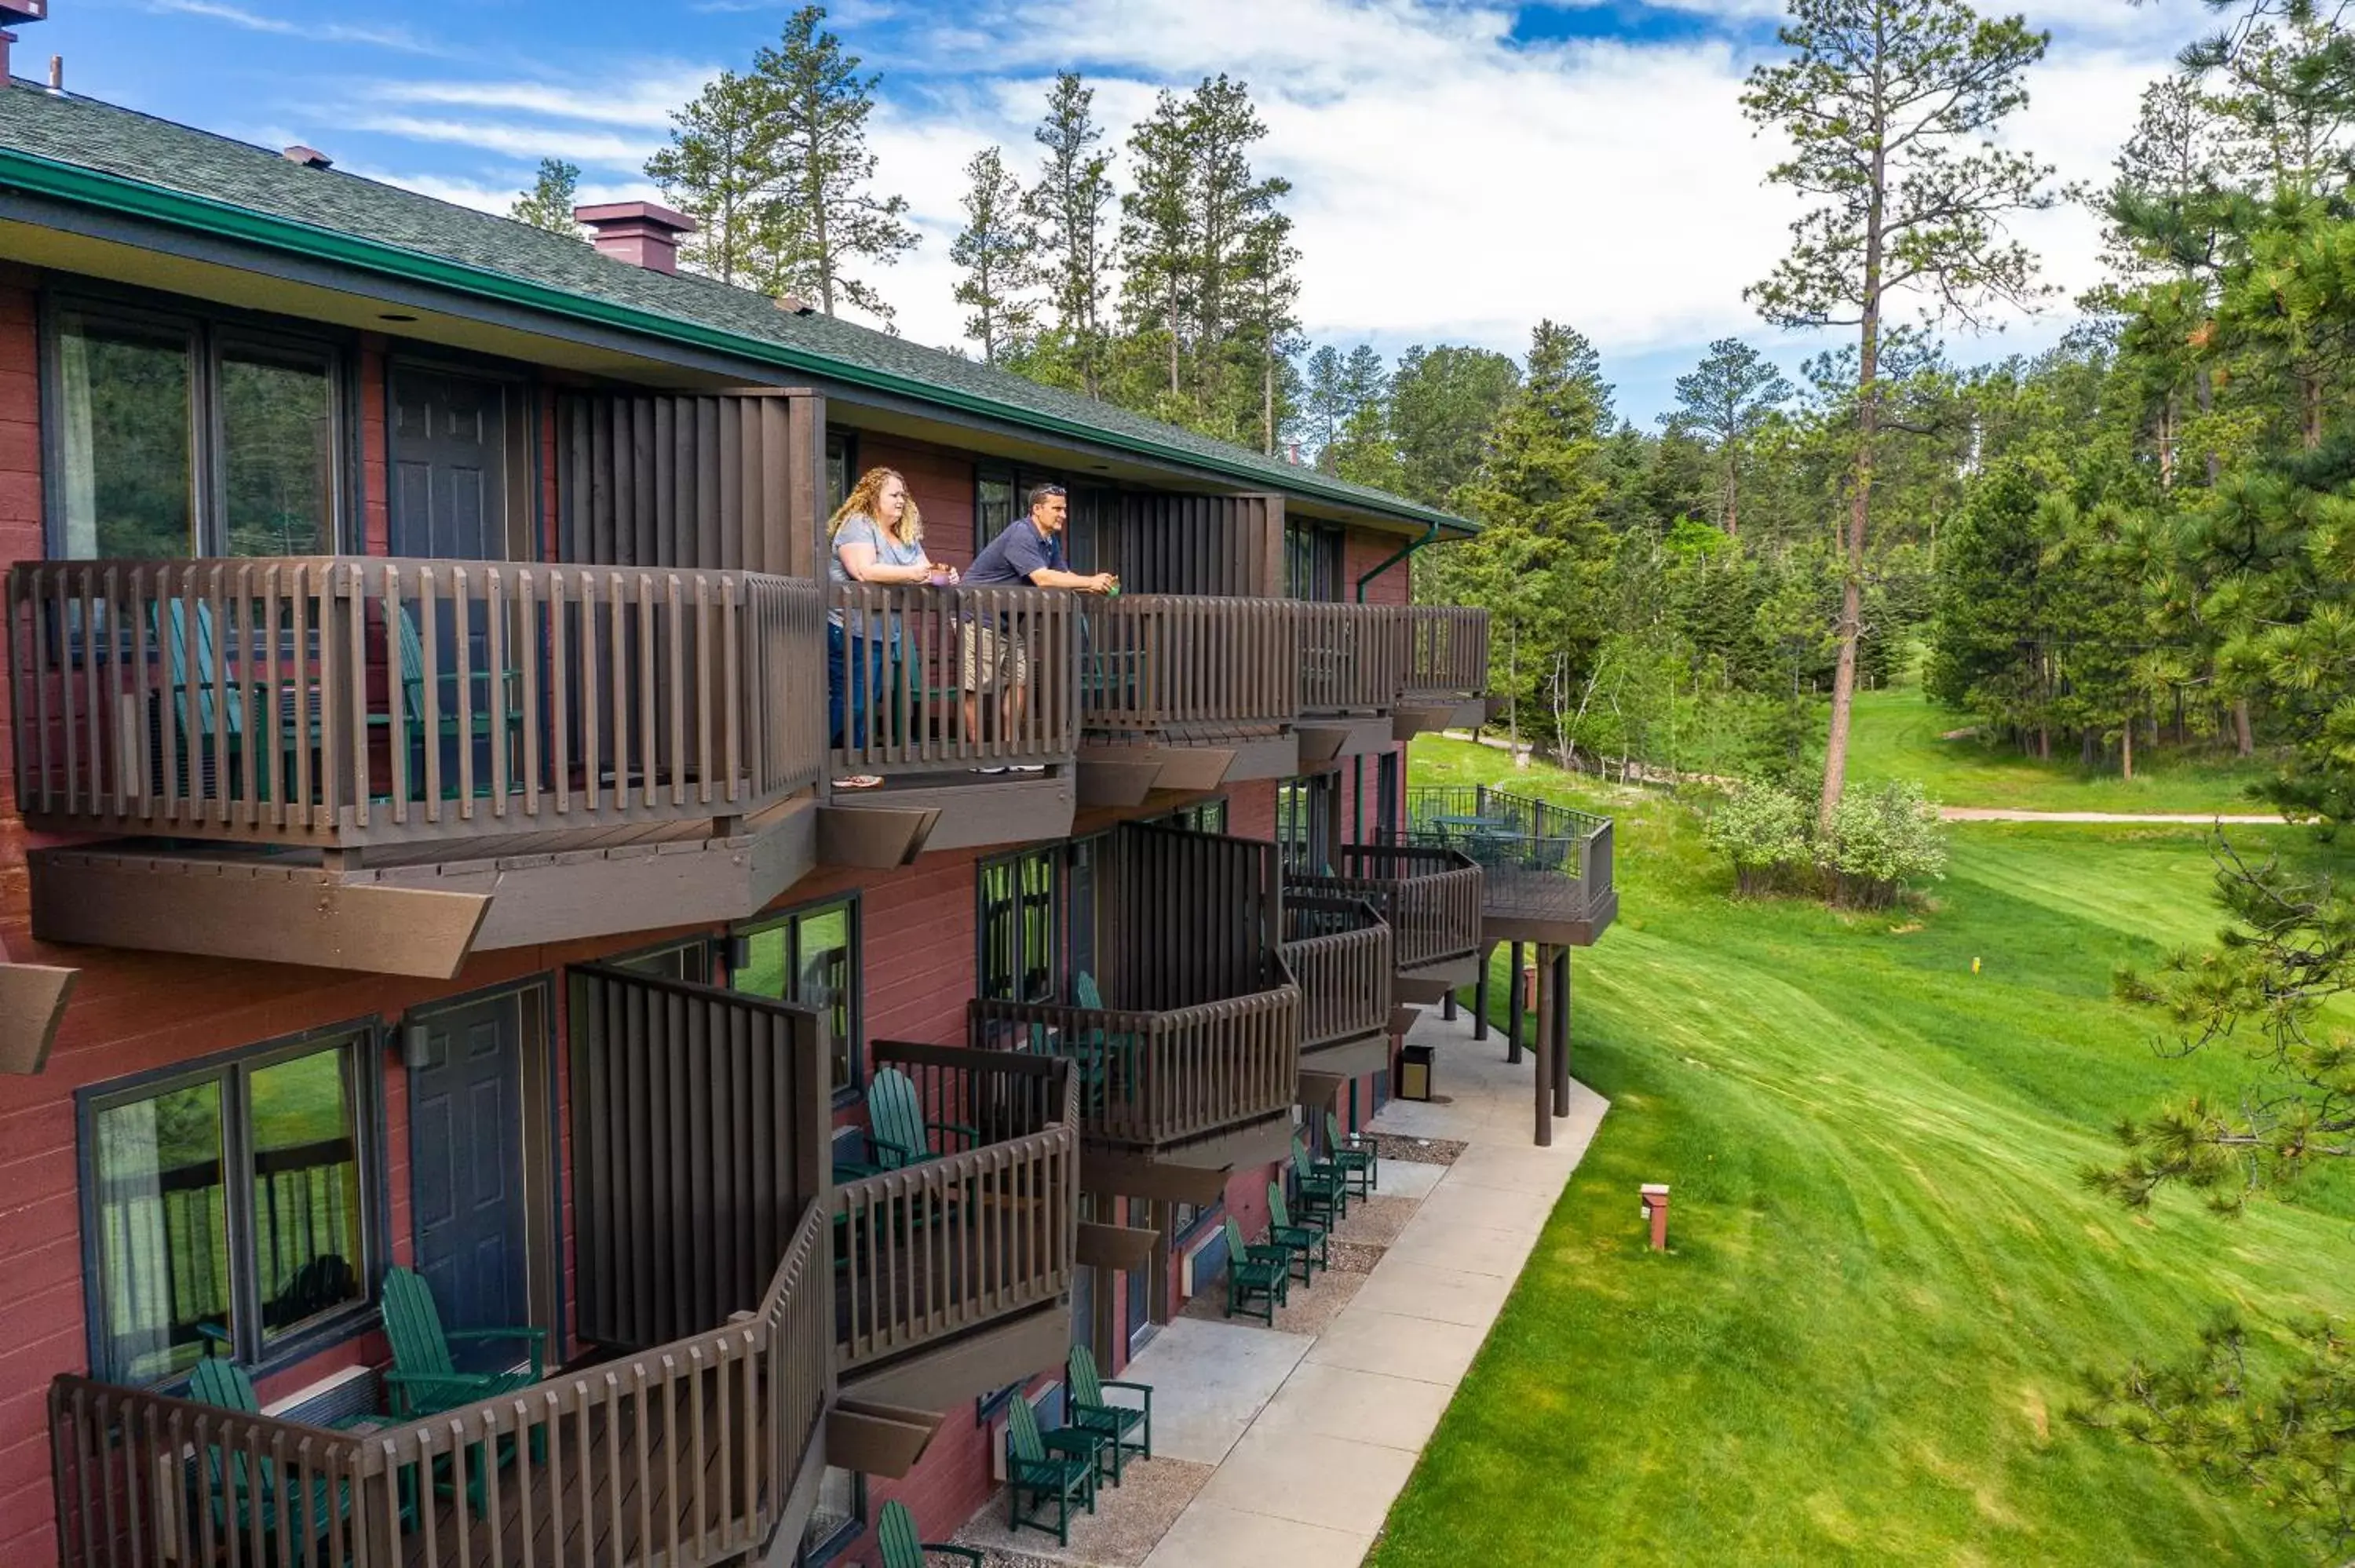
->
<box><xmin>1002</xmin><ymin>1394</ymin><xmax>1098</xmax><ymax>1547</ymax></box>
<box><xmin>382</xmin><ymin>1266</ymin><xmax>548</xmax><ymax>1516</ymax></box>
<box><xmin>1291</xmin><ymin>1136</ymin><xmax>1349</xmax><ymax>1227</ymax></box>
<box><xmin>1065</xmin><ymin>1343</ymin><xmax>1152</xmax><ymax>1485</ymax></box>
<box><xmin>1324</xmin><ymin>1110</ymin><xmax>1378</xmax><ymax>1198</ymax></box>
<box><xmin>1220</xmin><ymin>1216</ymin><xmax>1289</xmax><ymax>1327</ymax></box>
<box><xmin>860</xmin><ymin>1064</ymin><xmax>980</xmax><ymax>1172</ymax></box>
<box><xmin>875</xmin><ymin>1498</ymin><xmax>983</xmax><ymax>1566</ymax></box>
<box><xmin>185</xmin><ymin>1356</ymin><xmax>381</xmax><ymax>1560</ymax></box>
<box><xmin>1266</xmin><ymin>1181</ymin><xmax>1328</xmax><ymax>1285</ymax></box>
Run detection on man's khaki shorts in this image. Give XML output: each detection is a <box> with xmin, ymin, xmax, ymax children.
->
<box><xmin>961</xmin><ymin>625</ymin><xmax>1029</xmax><ymax>692</ymax></box>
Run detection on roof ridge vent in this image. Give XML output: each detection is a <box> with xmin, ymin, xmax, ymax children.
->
<box><xmin>282</xmin><ymin>144</ymin><xmax>333</xmax><ymax>170</ymax></box>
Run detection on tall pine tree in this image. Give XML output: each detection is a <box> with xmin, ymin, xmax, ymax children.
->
<box><xmin>644</xmin><ymin>70</ymin><xmax>783</xmax><ymax>285</ymax></box>
<box><xmin>509</xmin><ymin>159</ymin><xmax>585</xmax><ymax>239</ymax></box>
<box><xmin>951</xmin><ymin>146</ymin><xmax>1042</xmax><ymax>364</ymax></box>
<box><xmin>1665</xmin><ymin>338</ymin><xmax>1795</xmax><ymax>538</ymax></box>
<box><xmin>1024</xmin><ymin>72</ymin><xmax>1116</xmax><ymax>398</ymax></box>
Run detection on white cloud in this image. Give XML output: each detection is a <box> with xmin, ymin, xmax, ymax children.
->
<box><xmin>148</xmin><ymin>0</ymin><xmax>442</xmax><ymax>54</ymax></box>
<box><xmin>358</xmin><ymin>72</ymin><xmax>717</xmax><ymax>132</ymax></box>
<box><xmin>323</xmin><ymin>0</ymin><xmax>2207</xmax><ymax>401</ymax></box>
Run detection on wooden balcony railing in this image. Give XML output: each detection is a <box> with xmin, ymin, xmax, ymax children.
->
<box><xmin>1081</xmin><ymin>595</ymin><xmax>1297</xmax><ymax>735</ymax></box>
<box><xmin>1400</xmin><ymin>605</ymin><xmax>1488</xmax><ymax>699</ymax></box>
<box><xmin>1279</xmin><ymin>895</ymin><xmax>1393</xmax><ymax>1051</ymax></box>
<box><xmin>828</xmin><ymin>583</ymin><xmax>1076</xmax><ymax>775</ymax></box>
<box><xmin>8</xmin><ymin>558</ymin><xmax>824</xmax><ymax>850</ymax></box>
<box><xmin>834</xmin><ymin>1042</ymin><xmax>1079</xmax><ymax>1373</ymax></box>
<box><xmin>1294</xmin><ymin>603</ymin><xmax>1405</xmax><ymax>714</ymax></box>
<box><xmin>967</xmin><ymin>986</ymin><xmax>1301</xmax><ymax>1151</ymax></box>
<box><xmin>1394</xmin><ymin>783</ymin><xmax>1615</xmax><ymax>928</ymax></box>
<box><xmin>47</xmin><ymin>1200</ymin><xmax>832</xmax><ymax>1568</ymax></box>
<box><xmin>1288</xmin><ymin>844</ymin><xmax>1484</xmax><ymax>971</ymax></box>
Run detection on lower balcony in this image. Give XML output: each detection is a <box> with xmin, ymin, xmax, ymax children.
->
<box><xmin>1287</xmin><ymin>843</ymin><xmax>1485</xmax><ymax>1001</ymax></box>
<box><xmin>9</xmin><ymin>557</ymin><xmax>827</xmax><ymax>974</ymax></box>
<box><xmin>1394</xmin><ymin>784</ymin><xmax>1618</xmax><ymax>946</ymax></box>
<box><xmin>831</xmin><ymin>1041</ymin><xmax>1080</xmax><ymax>1418</ymax></box>
<box><xmin>49</xmin><ymin>1201</ymin><xmax>834</xmax><ymax>1568</ymax></box>
<box><xmin>1281</xmin><ymin>893</ymin><xmax>1396</xmax><ymax>1096</ymax></box>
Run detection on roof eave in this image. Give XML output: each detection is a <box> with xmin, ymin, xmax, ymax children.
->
<box><xmin>0</xmin><ymin>146</ymin><xmax>1478</xmax><ymax>539</ymax></box>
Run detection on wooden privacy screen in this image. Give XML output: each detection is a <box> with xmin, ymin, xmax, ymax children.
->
<box><xmin>557</xmin><ymin>391</ymin><xmax>822</xmax><ymax>576</ymax></box>
<box><xmin>568</xmin><ymin>964</ymin><xmax>827</xmax><ymax>1350</ymax></box>
<box><xmin>1100</xmin><ymin>494</ymin><xmax>1283</xmax><ymax>597</ymax></box>
<box><xmin>1101</xmin><ymin>822</ymin><xmax>1283</xmax><ymax>1010</ymax></box>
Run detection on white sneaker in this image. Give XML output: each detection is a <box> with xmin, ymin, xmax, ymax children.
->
<box><xmin>1010</xmin><ymin>764</ymin><xmax>1046</xmax><ymax>773</ymax></box>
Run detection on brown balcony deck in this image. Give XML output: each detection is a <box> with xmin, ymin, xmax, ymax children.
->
<box><xmin>825</xmin><ymin>582</ymin><xmax>1077</xmax><ymax>850</ymax></box>
<box><xmin>1077</xmin><ymin>595</ymin><xmax>1301</xmax><ymax>784</ymax></box>
<box><xmin>1393</xmin><ymin>784</ymin><xmax>1617</xmax><ymax>946</ymax></box>
<box><xmin>47</xmin><ymin>1203</ymin><xmax>833</xmax><ymax>1568</ymax></box>
<box><xmin>833</xmin><ymin>1041</ymin><xmax>1079</xmax><ymax>1411</ymax></box>
<box><xmin>9</xmin><ymin>558</ymin><xmax>827</xmax><ymax>971</ymax></box>
<box><xmin>1287</xmin><ymin>844</ymin><xmax>1484</xmax><ymax>992</ymax></box>
<box><xmin>1280</xmin><ymin>894</ymin><xmax>1393</xmax><ymax>1080</ymax></box>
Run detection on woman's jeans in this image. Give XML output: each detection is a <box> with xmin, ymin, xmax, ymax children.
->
<box><xmin>828</xmin><ymin>622</ymin><xmax>889</xmax><ymax>755</ymax></box>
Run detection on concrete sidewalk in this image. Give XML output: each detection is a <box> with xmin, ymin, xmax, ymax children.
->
<box><xmin>1140</xmin><ymin>1010</ymin><xmax>1608</xmax><ymax>1567</ymax></box>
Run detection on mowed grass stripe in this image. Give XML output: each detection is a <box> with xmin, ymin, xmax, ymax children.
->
<box><xmin>1371</xmin><ymin>739</ymin><xmax>2354</xmax><ymax>1566</ymax></box>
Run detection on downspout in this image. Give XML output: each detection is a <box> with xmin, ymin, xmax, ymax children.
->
<box><xmin>1352</xmin><ymin>520</ymin><xmax>1445</xmax><ymax>846</ymax></box>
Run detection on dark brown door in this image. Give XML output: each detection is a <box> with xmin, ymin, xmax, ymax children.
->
<box><xmin>408</xmin><ymin>991</ymin><xmax>531</xmax><ymax>1335</ymax></box>
<box><xmin>391</xmin><ymin>367</ymin><xmax>505</xmax><ymax>560</ymax></box>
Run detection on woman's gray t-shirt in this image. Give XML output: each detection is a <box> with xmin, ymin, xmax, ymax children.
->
<box><xmin>827</xmin><ymin>515</ymin><xmax>927</xmax><ymax>629</ymax></box>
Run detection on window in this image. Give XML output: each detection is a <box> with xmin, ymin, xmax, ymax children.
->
<box><xmin>976</xmin><ymin>465</ymin><xmax>1072</xmax><ymax>549</ymax></box>
<box><xmin>1278</xmin><ymin>773</ymin><xmax>1340</xmax><ymax>876</ymax></box>
<box><xmin>612</xmin><ymin>938</ymin><xmax>712</xmax><ymax>985</ymax></box>
<box><xmin>732</xmin><ymin>898</ymin><xmax>861</xmax><ymax>1097</ymax></box>
<box><xmin>1064</xmin><ymin>835</ymin><xmax>1101</xmax><ymax>998</ymax></box>
<box><xmin>1284</xmin><ymin>520</ymin><xmax>1343</xmax><ymax>600</ymax></box>
<box><xmin>1372</xmin><ymin>751</ymin><xmax>1403</xmax><ymax>846</ymax></box>
<box><xmin>83</xmin><ymin>1026</ymin><xmax>378</xmax><ymax>1384</ymax></box>
<box><xmin>1154</xmin><ymin>798</ymin><xmax>1229</xmax><ymax>835</ymax></box>
<box><xmin>980</xmin><ymin>848</ymin><xmax>1060</xmax><ymax>1003</ymax></box>
<box><xmin>52</xmin><ymin>301</ymin><xmax>342</xmax><ymax>560</ymax></box>
<box><xmin>823</xmin><ymin>430</ymin><xmax>853</xmax><ymax>518</ymax></box>
<box><xmin>797</xmin><ymin>1466</ymin><xmax>866</xmax><ymax>1566</ymax></box>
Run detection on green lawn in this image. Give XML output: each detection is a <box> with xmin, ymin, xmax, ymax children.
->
<box><xmin>1840</xmin><ymin>681</ymin><xmax>2278</xmax><ymax>814</ymax></box>
<box><xmin>1374</xmin><ymin>737</ymin><xmax>2355</xmax><ymax>1566</ymax></box>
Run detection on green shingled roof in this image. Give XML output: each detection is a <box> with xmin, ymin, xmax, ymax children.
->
<box><xmin>0</xmin><ymin>83</ymin><xmax>1470</xmax><ymax>535</ymax></box>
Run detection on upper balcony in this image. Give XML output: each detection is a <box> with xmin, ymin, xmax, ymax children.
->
<box><xmin>1286</xmin><ymin>843</ymin><xmax>1486</xmax><ymax>1000</ymax></box>
<box><xmin>1079</xmin><ymin>594</ymin><xmax>1303</xmax><ymax>790</ymax></box>
<box><xmin>825</xmin><ymin>582</ymin><xmax>1080</xmax><ymax>852</ymax></box>
<box><xmin>831</xmin><ymin>1040</ymin><xmax>1080</xmax><ymax>1413</ymax></box>
<box><xmin>1394</xmin><ymin>783</ymin><xmax>1618</xmax><ymax>946</ymax></box>
<box><xmin>8</xmin><ymin>557</ymin><xmax>827</xmax><ymax>973</ymax></box>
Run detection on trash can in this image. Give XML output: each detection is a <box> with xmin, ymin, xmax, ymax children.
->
<box><xmin>1398</xmin><ymin>1043</ymin><xmax>1437</xmax><ymax>1101</ymax></box>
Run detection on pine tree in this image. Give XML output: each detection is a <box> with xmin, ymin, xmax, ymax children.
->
<box><xmin>1742</xmin><ymin>0</ymin><xmax>2061</xmax><ymax>834</ymax></box>
<box><xmin>1119</xmin><ymin>89</ymin><xmax>1197</xmax><ymax>414</ymax></box>
<box><xmin>753</xmin><ymin>5</ymin><xmax>918</xmax><ymax>322</ymax></box>
<box><xmin>509</xmin><ymin>159</ymin><xmax>585</xmax><ymax>239</ymax></box>
<box><xmin>1024</xmin><ymin>72</ymin><xmax>1116</xmax><ymax>397</ymax></box>
<box><xmin>644</xmin><ymin>69</ymin><xmax>783</xmax><ymax>285</ymax></box>
<box><xmin>1387</xmin><ymin>345</ymin><xmax>1521</xmax><ymax>509</ymax></box>
<box><xmin>951</xmin><ymin>146</ymin><xmax>1042</xmax><ymax>365</ymax></box>
<box><xmin>1235</xmin><ymin>206</ymin><xmax>1302</xmax><ymax>454</ymax></box>
<box><xmin>1665</xmin><ymin>338</ymin><xmax>1795</xmax><ymax>538</ymax></box>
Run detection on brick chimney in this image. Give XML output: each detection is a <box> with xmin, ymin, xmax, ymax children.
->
<box><xmin>0</xmin><ymin>2</ymin><xmax>51</xmax><ymax>89</ymax></box>
<box><xmin>574</xmin><ymin>201</ymin><xmax>695</xmax><ymax>275</ymax></box>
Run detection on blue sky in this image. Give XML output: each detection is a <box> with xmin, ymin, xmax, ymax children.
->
<box><xmin>42</xmin><ymin>0</ymin><xmax>2211</xmax><ymax>425</ymax></box>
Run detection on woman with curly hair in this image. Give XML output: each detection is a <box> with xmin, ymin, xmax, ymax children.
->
<box><xmin>827</xmin><ymin>467</ymin><xmax>956</xmax><ymax>787</ymax></box>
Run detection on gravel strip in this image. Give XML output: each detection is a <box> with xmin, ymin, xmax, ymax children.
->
<box><xmin>1333</xmin><ymin>1194</ymin><xmax>1419</xmax><ymax>1248</ymax></box>
<box><xmin>1327</xmin><ymin>1238</ymin><xmax>1385</xmax><ymax>1274</ymax></box>
<box><xmin>1370</xmin><ymin>1132</ymin><xmax>1466</xmax><ymax>1165</ymax></box>
<box><xmin>955</xmin><ymin>1457</ymin><xmax>1215</xmax><ymax>1567</ymax></box>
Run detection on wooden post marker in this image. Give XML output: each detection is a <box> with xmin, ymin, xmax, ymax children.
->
<box><xmin>1640</xmin><ymin>1183</ymin><xmax>1670</xmax><ymax>1251</ymax></box>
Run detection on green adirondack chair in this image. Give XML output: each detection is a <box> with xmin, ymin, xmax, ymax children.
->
<box><xmin>1002</xmin><ymin>1395</ymin><xmax>1097</xmax><ymax>1547</ymax></box>
<box><xmin>184</xmin><ymin>1357</ymin><xmax>360</xmax><ymax>1563</ymax></box>
<box><xmin>391</xmin><ymin>603</ymin><xmax>524</xmax><ymax>804</ymax></box>
<box><xmin>1220</xmin><ymin>1216</ymin><xmax>1288</xmax><ymax>1326</ymax></box>
<box><xmin>863</xmin><ymin>1065</ymin><xmax>979</xmax><ymax>1170</ymax></box>
<box><xmin>380</xmin><ymin>1267</ymin><xmax>546</xmax><ymax>1418</ymax></box>
<box><xmin>380</xmin><ymin>1267</ymin><xmax>548</xmax><ymax>1516</ymax></box>
<box><xmin>874</xmin><ymin>1498</ymin><xmax>983</xmax><ymax>1566</ymax></box>
<box><xmin>1324</xmin><ymin>1109</ymin><xmax>1378</xmax><ymax>1199</ymax></box>
<box><xmin>1065</xmin><ymin>1344</ymin><xmax>1152</xmax><ymax>1485</ymax></box>
<box><xmin>1266</xmin><ymin>1181</ymin><xmax>1328</xmax><ymax>1285</ymax></box>
<box><xmin>1290</xmin><ymin>1136</ymin><xmax>1349</xmax><ymax>1227</ymax></box>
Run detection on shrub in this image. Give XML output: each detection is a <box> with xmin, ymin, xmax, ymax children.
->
<box><xmin>1817</xmin><ymin>781</ymin><xmax>1947</xmax><ymax>909</ymax></box>
<box><xmin>1704</xmin><ymin>783</ymin><xmax>1812</xmax><ymax>895</ymax></box>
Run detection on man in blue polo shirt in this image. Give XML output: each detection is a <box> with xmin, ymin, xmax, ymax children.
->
<box><xmin>962</xmin><ymin>483</ymin><xmax>1115</xmax><ymax>757</ymax></box>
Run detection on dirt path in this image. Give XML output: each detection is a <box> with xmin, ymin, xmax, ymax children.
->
<box><xmin>1939</xmin><ymin>808</ymin><xmax>2280</xmax><ymax>824</ymax></box>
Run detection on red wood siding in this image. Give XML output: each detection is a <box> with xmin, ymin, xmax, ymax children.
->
<box><xmin>849</xmin><ymin>433</ymin><xmax>977</xmax><ymax>566</ymax></box>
